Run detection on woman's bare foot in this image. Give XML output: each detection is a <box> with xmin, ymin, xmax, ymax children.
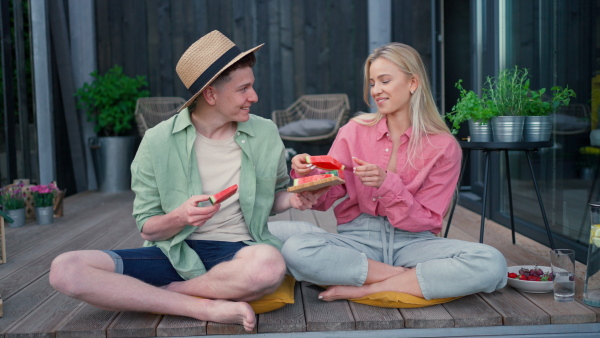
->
<box><xmin>194</xmin><ymin>299</ymin><xmax>256</xmax><ymax>332</ymax></box>
<box><xmin>318</xmin><ymin>284</ymin><xmax>373</xmax><ymax>301</ymax></box>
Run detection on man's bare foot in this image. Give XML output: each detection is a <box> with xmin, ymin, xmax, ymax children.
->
<box><xmin>318</xmin><ymin>285</ymin><xmax>373</xmax><ymax>302</ymax></box>
<box><xmin>194</xmin><ymin>299</ymin><xmax>256</xmax><ymax>332</ymax></box>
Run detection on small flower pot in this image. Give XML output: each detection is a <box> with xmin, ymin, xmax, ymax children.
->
<box><xmin>7</xmin><ymin>208</ymin><xmax>26</xmax><ymax>228</ymax></box>
<box><xmin>35</xmin><ymin>206</ymin><xmax>54</xmax><ymax>225</ymax></box>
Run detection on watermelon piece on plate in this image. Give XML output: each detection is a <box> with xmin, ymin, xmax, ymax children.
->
<box><xmin>287</xmin><ymin>176</ymin><xmax>345</xmax><ymax>193</ymax></box>
<box><xmin>293</xmin><ymin>174</ymin><xmax>333</xmax><ymax>186</ymax></box>
<box><xmin>324</xmin><ymin>169</ymin><xmax>344</xmax><ymax>179</ymax></box>
<box><xmin>209</xmin><ymin>184</ymin><xmax>238</xmax><ymax>205</ymax></box>
<box><xmin>306</xmin><ymin>155</ymin><xmax>345</xmax><ymax>170</ymax></box>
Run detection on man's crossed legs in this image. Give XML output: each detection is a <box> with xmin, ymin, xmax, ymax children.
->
<box><xmin>49</xmin><ymin>241</ymin><xmax>285</xmax><ymax>332</ymax></box>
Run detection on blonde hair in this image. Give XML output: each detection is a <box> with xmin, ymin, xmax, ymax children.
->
<box><xmin>353</xmin><ymin>43</ymin><xmax>451</xmax><ymax>167</ymax></box>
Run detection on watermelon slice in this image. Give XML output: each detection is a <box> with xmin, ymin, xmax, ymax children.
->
<box><xmin>209</xmin><ymin>184</ymin><xmax>238</xmax><ymax>205</ymax></box>
<box><xmin>293</xmin><ymin>174</ymin><xmax>333</xmax><ymax>186</ymax></box>
<box><xmin>324</xmin><ymin>169</ymin><xmax>344</xmax><ymax>179</ymax></box>
<box><xmin>306</xmin><ymin>155</ymin><xmax>345</xmax><ymax>170</ymax></box>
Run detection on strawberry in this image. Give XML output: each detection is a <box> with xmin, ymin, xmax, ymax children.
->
<box><xmin>508</xmin><ymin>272</ymin><xmax>518</xmax><ymax>279</ymax></box>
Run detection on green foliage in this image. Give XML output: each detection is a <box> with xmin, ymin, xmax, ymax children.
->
<box><xmin>485</xmin><ymin>66</ymin><xmax>531</xmax><ymax>116</ymax></box>
<box><xmin>75</xmin><ymin>65</ymin><xmax>150</xmax><ymax>136</ymax></box>
<box><xmin>445</xmin><ymin>80</ymin><xmax>497</xmax><ymax>134</ymax></box>
<box><xmin>524</xmin><ymin>86</ymin><xmax>576</xmax><ymax>116</ymax></box>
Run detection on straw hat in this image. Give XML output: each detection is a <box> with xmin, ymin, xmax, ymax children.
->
<box><xmin>176</xmin><ymin>30</ymin><xmax>264</xmax><ymax>112</ymax></box>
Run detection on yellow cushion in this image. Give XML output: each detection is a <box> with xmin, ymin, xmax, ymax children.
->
<box><xmin>247</xmin><ymin>274</ymin><xmax>296</xmax><ymax>314</ymax></box>
<box><xmin>348</xmin><ymin>291</ymin><xmax>461</xmax><ymax>308</ymax></box>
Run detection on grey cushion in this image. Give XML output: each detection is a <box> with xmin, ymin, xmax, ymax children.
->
<box><xmin>278</xmin><ymin>119</ymin><xmax>336</xmax><ymax>137</ymax></box>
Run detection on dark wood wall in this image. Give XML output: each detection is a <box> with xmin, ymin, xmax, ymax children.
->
<box><xmin>94</xmin><ymin>0</ymin><xmax>372</xmax><ymax>120</ymax></box>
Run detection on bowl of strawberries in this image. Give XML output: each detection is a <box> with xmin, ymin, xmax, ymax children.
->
<box><xmin>506</xmin><ymin>265</ymin><xmax>553</xmax><ymax>293</ymax></box>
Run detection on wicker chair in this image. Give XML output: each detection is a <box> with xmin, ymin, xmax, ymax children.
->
<box><xmin>134</xmin><ymin>97</ymin><xmax>186</xmax><ymax>136</ymax></box>
<box><xmin>553</xmin><ymin>103</ymin><xmax>591</xmax><ymax>136</ymax></box>
<box><xmin>272</xmin><ymin>94</ymin><xmax>351</xmax><ymax>142</ymax></box>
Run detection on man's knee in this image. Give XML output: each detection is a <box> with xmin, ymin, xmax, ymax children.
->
<box><xmin>239</xmin><ymin>244</ymin><xmax>286</xmax><ymax>288</ymax></box>
<box><xmin>50</xmin><ymin>251</ymin><xmax>84</xmax><ymax>295</ymax></box>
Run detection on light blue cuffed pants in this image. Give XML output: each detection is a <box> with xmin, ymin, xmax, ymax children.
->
<box><xmin>273</xmin><ymin>214</ymin><xmax>507</xmax><ymax>300</ymax></box>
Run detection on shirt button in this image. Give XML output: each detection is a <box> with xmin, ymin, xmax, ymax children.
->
<box><xmin>386</xmin><ymin>133</ymin><xmax>389</xmax><ymax>137</ymax></box>
<box><xmin>385</xmin><ymin>149</ymin><xmax>389</xmax><ymax>152</ymax></box>
<box><xmin>237</xmin><ymin>132</ymin><xmax>240</xmax><ymax>135</ymax></box>
<box><xmin>372</xmin><ymin>198</ymin><xmax>376</xmax><ymax>201</ymax></box>
<box><xmin>242</xmin><ymin>140</ymin><xmax>246</xmax><ymax>144</ymax></box>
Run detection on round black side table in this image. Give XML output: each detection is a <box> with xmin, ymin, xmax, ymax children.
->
<box><xmin>444</xmin><ymin>141</ymin><xmax>555</xmax><ymax>249</ymax></box>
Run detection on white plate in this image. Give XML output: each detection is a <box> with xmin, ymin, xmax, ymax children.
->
<box><xmin>506</xmin><ymin>265</ymin><xmax>553</xmax><ymax>293</ymax></box>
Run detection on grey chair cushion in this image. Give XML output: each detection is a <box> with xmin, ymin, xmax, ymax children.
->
<box><xmin>278</xmin><ymin>119</ymin><xmax>336</xmax><ymax>137</ymax></box>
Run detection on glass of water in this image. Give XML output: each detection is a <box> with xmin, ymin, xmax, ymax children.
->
<box><xmin>550</xmin><ymin>249</ymin><xmax>575</xmax><ymax>302</ymax></box>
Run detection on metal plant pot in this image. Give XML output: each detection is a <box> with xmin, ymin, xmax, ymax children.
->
<box><xmin>468</xmin><ymin>119</ymin><xmax>492</xmax><ymax>142</ymax></box>
<box><xmin>90</xmin><ymin>136</ymin><xmax>137</xmax><ymax>193</ymax></box>
<box><xmin>6</xmin><ymin>208</ymin><xmax>26</xmax><ymax>228</ymax></box>
<box><xmin>491</xmin><ymin>116</ymin><xmax>525</xmax><ymax>142</ymax></box>
<box><xmin>35</xmin><ymin>206</ymin><xmax>54</xmax><ymax>225</ymax></box>
<box><xmin>523</xmin><ymin>116</ymin><xmax>553</xmax><ymax>142</ymax></box>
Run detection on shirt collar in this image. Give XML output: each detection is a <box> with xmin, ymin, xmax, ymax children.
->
<box><xmin>375</xmin><ymin>116</ymin><xmax>413</xmax><ymax>140</ymax></box>
<box><xmin>172</xmin><ymin>108</ymin><xmax>255</xmax><ymax>137</ymax></box>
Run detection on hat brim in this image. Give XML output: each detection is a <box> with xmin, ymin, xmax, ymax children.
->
<box><xmin>177</xmin><ymin>43</ymin><xmax>264</xmax><ymax>112</ymax></box>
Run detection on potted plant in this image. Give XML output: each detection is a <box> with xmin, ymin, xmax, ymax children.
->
<box><xmin>75</xmin><ymin>65</ymin><xmax>150</xmax><ymax>192</ymax></box>
<box><xmin>522</xmin><ymin>86</ymin><xmax>576</xmax><ymax>142</ymax></box>
<box><xmin>446</xmin><ymin>80</ymin><xmax>497</xmax><ymax>142</ymax></box>
<box><xmin>30</xmin><ymin>183</ymin><xmax>59</xmax><ymax>225</ymax></box>
<box><xmin>486</xmin><ymin>66</ymin><xmax>531</xmax><ymax>142</ymax></box>
<box><xmin>0</xmin><ymin>182</ymin><xmax>26</xmax><ymax>228</ymax></box>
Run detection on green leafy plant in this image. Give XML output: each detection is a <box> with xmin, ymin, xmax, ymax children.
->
<box><xmin>0</xmin><ymin>182</ymin><xmax>26</xmax><ymax>210</ymax></box>
<box><xmin>445</xmin><ymin>80</ymin><xmax>497</xmax><ymax>134</ymax></box>
<box><xmin>75</xmin><ymin>65</ymin><xmax>150</xmax><ymax>136</ymax></box>
<box><xmin>30</xmin><ymin>183</ymin><xmax>59</xmax><ymax>207</ymax></box>
<box><xmin>485</xmin><ymin>65</ymin><xmax>531</xmax><ymax>116</ymax></box>
<box><xmin>524</xmin><ymin>86</ymin><xmax>576</xmax><ymax>116</ymax></box>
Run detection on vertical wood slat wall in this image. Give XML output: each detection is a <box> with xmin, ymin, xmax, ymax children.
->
<box><xmin>94</xmin><ymin>0</ymin><xmax>372</xmax><ymax>119</ymax></box>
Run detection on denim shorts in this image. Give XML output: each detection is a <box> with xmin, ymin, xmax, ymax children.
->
<box><xmin>103</xmin><ymin>240</ymin><xmax>248</xmax><ymax>286</ymax></box>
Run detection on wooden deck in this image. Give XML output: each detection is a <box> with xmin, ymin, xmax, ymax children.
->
<box><xmin>0</xmin><ymin>190</ymin><xmax>599</xmax><ymax>337</ymax></box>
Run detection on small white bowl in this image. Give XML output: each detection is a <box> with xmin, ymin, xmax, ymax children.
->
<box><xmin>506</xmin><ymin>265</ymin><xmax>553</xmax><ymax>293</ymax></box>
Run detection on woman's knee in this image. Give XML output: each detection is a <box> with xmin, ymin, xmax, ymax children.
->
<box><xmin>471</xmin><ymin>246</ymin><xmax>507</xmax><ymax>290</ymax></box>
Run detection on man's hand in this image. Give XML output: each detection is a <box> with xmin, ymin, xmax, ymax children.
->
<box><xmin>353</xmin><ymin>157</ymin><xmax>386</xmax><ymax>188</ymax></box>
<box><xmin>174</xmin><ymin>195</ymin><xmax>221</xmax><ymax>227</ymax></box>
<box><xmin>291</xmin><ymin>153</ymin><xmax>316</xmax><ymax>176</ymax></box>
<box><xmin>289</xmin><ymin>187</ymin><xmax>330</xmax><ymax>211</ymax></box>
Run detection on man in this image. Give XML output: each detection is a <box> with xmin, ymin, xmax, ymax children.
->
<box><xmin>50</xmin><ymin>31</ymin><xmax>323</xmax><ymax>332</ymax></box>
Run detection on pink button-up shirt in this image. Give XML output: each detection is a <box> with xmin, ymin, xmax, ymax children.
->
<box><xmin>296</xmin><ymin>117</ymin><xmax>461</xmax><ymax>234</ymax></box>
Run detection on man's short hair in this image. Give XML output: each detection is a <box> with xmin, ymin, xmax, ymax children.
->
<box><xmin>210</xmin><ymin>53</ymin><xmax>257</xmax><ymax>89</ymax></box>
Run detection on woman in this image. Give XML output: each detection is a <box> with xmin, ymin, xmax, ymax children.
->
<box><xmin>283</xmin><ymin>43</ymin><xmax>507</xmax><ymax>301</ymax></box>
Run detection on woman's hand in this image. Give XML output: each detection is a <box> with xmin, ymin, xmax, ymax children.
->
<box><xmin>291</xmin><ymin>153</ymin><xmax>316</xmax><ymax>176</ymax></box>
<box><xmin>353</xmin><ymin>157</ymin><xmax>386</xmax><ymax>188</ymax></box>
<box><xmin>289</xmin><ymin>187</ymin><xmax>330</xmax><ymax>211</ymax></box>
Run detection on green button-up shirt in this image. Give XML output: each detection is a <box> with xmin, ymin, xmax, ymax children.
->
<box><xmin>131</xmin><ymin>109</ymin><xmax>289</xmax><ymax>280</ymax></box>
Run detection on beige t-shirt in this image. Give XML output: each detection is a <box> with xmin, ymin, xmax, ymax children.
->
<box><xmin>187</xmin><ymin>132</ymin><xmax>252</xmax><ymax>241</ymax></box>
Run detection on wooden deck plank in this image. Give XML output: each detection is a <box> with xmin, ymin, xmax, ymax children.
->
<box><xmin>399</xmin><ymin>305</ymin><xmax>454</xmax><ymax>328</ymax></box>
<box><xmin>478</xmin><ymin>286</ymin><xmax>550</xmax><ymax>326</ymax></box>
<box><xmin>348</xmin><ymin>302</ymin><xmax>404</xmax><ymax>330</ymax></box>
<box><xmin>206</xmin><ymin>321</ymin><xmax>257</xmax><ymax>335</ymax></box>
<box><xmin>156</xmin><ymin>315</ymin><xmax>206</xmax><ymax>337</ymax></box>
<box><xmin>442</xmin><ymin>294</ymin><xmax>503</xmax><ymax>327</ymax></box>
<box><xmin>0</xmin><ymin>197</ymin><xmax>135</xmax><ymax>300</ymax></box>
<box><xmin>4</xmin><ymin>292</ymin><xmax>84</xmax><ymax>338</ymax></box>
<box><xmin>1</xmin><ymin>213</ymin><xmax>141</xmax><ymax>336</ymax></box>
<box><xmin>258</xmin><ymin>281</ymin><xmax>306</xmax><ymax>333</ymax></box>
<box><xmin>300</xmin><ymin>282</ymin><xmax>355</xmax><ymax>332</ymax></box>
<box><xmin>106</xmin><ymin>312</ymin><xmax>162</xmax><ymax>338</ymax></box>
<box><xmin>55</xmin><ymin>303</ymin><xmax>118</xmax><ymax>338</ymax></box>
<box><xmin>516</xmin><ymin>291</ymin><xmax>597</xmax><ymax>324</ymax></box>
